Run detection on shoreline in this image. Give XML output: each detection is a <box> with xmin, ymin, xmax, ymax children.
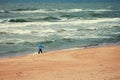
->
<box><xmin>0</xmin><ymin>42</ymin><xmax>120</xmax><ymax>59</ymax></box>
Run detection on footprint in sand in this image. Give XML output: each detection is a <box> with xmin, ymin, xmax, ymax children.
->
<box><xmin>16</xmin><ymin>72</ymin><xmax>22</xmax><ymax>77</ymax></box>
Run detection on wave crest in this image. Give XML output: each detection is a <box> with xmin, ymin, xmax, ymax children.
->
<box><xmin>12</xmin><ymin>8</ymin><xmax>37</xmax><ymax>11</ymax></box>
<box><xmin>42</xmin><ymin>16</ymin><xmax>61</xmax><ymax>21</ymax></box>
<box><xmin>9</xmin><ymin>19</ymin><xmax>30</xmax><ymax>22</ymax></box>
<box><xmin>4</xmin><ymin>16</ymin><xmax>61</xmax><ymax>23</ymax></box>
<box><xmin>11</xmin><ymin>8</ymin><xmax>83</xmax><ymax>14</ymax></box>
<box><xmin>0</xmin><ymin>10</ymin><xmax>9</xmax><ymax>13</ymax></box>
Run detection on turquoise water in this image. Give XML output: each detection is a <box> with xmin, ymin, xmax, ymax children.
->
<box><xmin>0</xmin><ymin>2</ymin><xmax>120</xmax><ymax>58</ymax></box>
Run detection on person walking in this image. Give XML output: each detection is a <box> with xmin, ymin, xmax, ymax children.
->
<box><xmin>38</xmin><ymin>43</ymin><xmax>44</xmax><ymax>54</ymax></box>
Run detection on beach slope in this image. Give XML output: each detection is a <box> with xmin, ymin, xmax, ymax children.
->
<box><xmin>0</xmin><ymin>46</ymin><xmax>120</xmax><ymax>80</ymax></box>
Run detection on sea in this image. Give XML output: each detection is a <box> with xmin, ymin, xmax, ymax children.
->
<box><xmin>0</xmin><ymin>2</ymin><xmax>120</xmax><ymax>58</ymax></box>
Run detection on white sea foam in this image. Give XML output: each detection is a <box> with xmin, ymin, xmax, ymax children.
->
<box><xmin>11</xmin><ymin>30</ymin><xmax>31</xmax><ymax>34</ymax></box>
<box><xmin>0</xmin><ymin>18</ymin><xmax>119</xmax><ymax>28</ymax></box>
<box><xmin>42</xmin><ymin>29</ymin><xmax>56</xmax><ymax>33</ymax></box>
<box><xmin>69</xmin><ymin>18</ymin><xmax>120</xmax><ymax>25</ymax></box>
<box><xmin>0</xmin><ymin>10</ymin><xmax>5</xmax><ymax>13</ymax></box>
<box><xmin>69</xmin><ymin>9</ymin><xmax>83</xmax><ymax>12</ymax></box>
<box><xmin>0</xmin><ymin>19</ymin><xmax>3</xmax><ymax>23</ymax></box>
<box><xmin>11</xmin><ymin>9</ymin><xmax>48</xmax><ymax>13</ymax></box>
<box><xmin>63</xmin><ymin>34</ymin><xmax>111</xmax><ymax>40</ymax></box>
<box><xmin>85</xmin><ymin>9</ymin><xmax>112</xmax><ymax>12</ymax></box>
<box><xmin>0</xmin><ymin>38</ymin><xmax>25</xmax><ymax>44</ymax></box>
<box><xmin>0</xmin><ymin>29</ymin><xmax>31</xmax><ymax>35</ymax></box>
<box><xmin>58</xmin><ymin>9</ymin><xmax>83</xmax><ymax>12</ymax></box>
<box><xmin>10</xmin><ymin>8</ymin><xmax>113</xmax><ymax>14</ymax></box>
<box><xmin>11</xmin><ymin>8</ymin><xmax>83</xmax><ymax>14</ymax></box>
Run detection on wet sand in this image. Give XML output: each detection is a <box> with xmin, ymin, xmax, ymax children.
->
<box><xmin>0</xmin><ymin>46</ymin><xmax>120</xmax><ymax>80</ymax></box>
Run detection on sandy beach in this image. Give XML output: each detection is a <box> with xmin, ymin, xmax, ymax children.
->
<box><xmin>0</xmin><ymin>46</ymin><xmax>120</xmax><ymax>80</ymax></box>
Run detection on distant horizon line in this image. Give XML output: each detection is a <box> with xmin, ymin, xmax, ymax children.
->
<box><xmin>0</xmin><ymin>1</ymin><xmax>119</xmax><ymax>3</ymax></box>
<box><xmin>0</xmin><ymin>0</ymin><xmax>120</xmax><ymax>3</ymax></box>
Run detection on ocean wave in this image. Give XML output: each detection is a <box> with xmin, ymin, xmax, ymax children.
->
<box><xmin>61</xmin><ymin>18</ymin><xmax>120</xmax><ymax>25</ymax></box>
<box><xmin>0</xmin><ymin>39</ymin><xmax>23</xmax><ymax>44</ymax></box>
<box><xmin>0</xmin><ymin>28</ymin><xmax>56</xmax><ymax>36</ymax></box>
<box><xmin>8</xmin><ymin>18</ymin><xmax>30</xmax><ymax>22</ymax></box>
<box><xmin>4</xmin><ymin>14</ymin><xmax>119</xmax><ymax>23</ymax></box>
<box><xmin>77</xmin><ymin>28</ymin><xmax>97</xmax><ymax>31</ymax></box>
<box><xmin>10</xmin><ymin>8</ymin><xmax>115</xmax><ymax>14</ymax></box>
<box><xmin>10</xmin><ymin>8</ymin><xmax>83</xmax><ymax>14</ymax></box>
<box><xmin>12</xmin><ymin>8</ymin><xmax>37</xmax><ymax>11</ymax></box>
<box><xmin>0</xmin><ymin>8</ymin><xmax>117</xmax><ymax>14</ymax></box>
<box><xmin>11</xmin><ymin>9</ymin><xmax>47</xmax><ymax>14</ymax></box>
<box><xmin>60</xmin><ymin>14</ymin><xmax>77</xmax><ymax>19</ymax></box>
<box><xmin>0</xmin><ymin>10</ymin><xmax>5</xmax><ymax>13</ymax></box>
<box><xmin>89</xmin><ymin>9</ymin><xmax>120</xmax><ymax>18</ymax></box>
<box><xmin>0</xmin><ymin>39</ymin><xmax>54</xmax><ymax>46</ymax></box>
<box><xmin>56</xmin><ymin>9</ymin><xmax>83</xmax><ymax>13</ymax></box>
<box><xmin>6</xmin><ymin>38</ymin><xmax>77</xmax><ymax>46</ymax></box>
<box><xmin>0</xmin><ymin>34</ymin><xmax>118</xmax><ymax>46</ymax></box>
<box><xmin>0</xmin><ymin>10</ymin><xmax>9</xmax><ymax>13</ymax></box>
<box><xmin>0</xmin><ymin>18</ymin><xmax>120</xmax><ymax>28</ymax></box>
<box><xmin>3</xmin><ymin>16</ymin><xmax>61</xmax><ymax>23</ymax></box>
<box><xmin>85</xmin><ymin>9</ymin><xmax>112</xmax><ymax>12</ymax></box>
<box><xmin>0</xmin><ymin>19</ymin><xmax>7</xmax><ymax>23</ymax></box>
<box><xmin>0</xmin><ymin>31</ymin><xmax>8</xmax><ymax>35</ymax></box>
<box><xmin>42</xmin><ymin>16</ymin><xmax>61</xmax><ymax>21</ymax></box>
<box><xmin>0</xmin><ymin>29</ymin><xmax>32</xmax><ymax>35</ymax></box>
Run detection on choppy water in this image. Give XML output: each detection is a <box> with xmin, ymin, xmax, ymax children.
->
<box><xmin>0</xmin><ymin>2</ymin><xmax>120</xmax><ymax>58</ymax></box>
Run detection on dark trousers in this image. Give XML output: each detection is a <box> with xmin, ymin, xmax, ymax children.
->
<box><xmin>38</xmin><ymin>49</ymin><xmax>42</xmax><ymax>54</ymax></box>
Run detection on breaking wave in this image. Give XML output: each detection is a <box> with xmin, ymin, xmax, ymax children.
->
<box><xmin>85</xmin><ymin>9</ymin><xmax>112</xmax><ymax>12</ymax></box>
<box><xmin>9</xmin><ymin>19</ymin><xmax>30</xmax><ymax>22</ymax></box>
<box><xmin>1</xmin><ymin>16</ymin><xmax>61</xmax><ymax>23</ymax></box>
<box><xmin>0</xmin><ymin>8</ymin><xmax>115</xmax><ymax>14</ymax></box>
<box><xmin>0</xmin><ymin>10</ymin><xmax>9</xmax><ymax>13</ymax></box>
<box><xmin>11</xmin><ymin>8</ymin><xmax>83</xmax><ymax>13</ymax></box>
<box><xmin>12</xmin><ymin>8</ymin><xmax>37</xmax><ymax>11</ymax></box>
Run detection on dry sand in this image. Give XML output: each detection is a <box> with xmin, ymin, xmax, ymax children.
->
<box><xmin>0</xmin><ymin>46</ymin><xmax>120</xmax><ymax>80</ymax></box>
